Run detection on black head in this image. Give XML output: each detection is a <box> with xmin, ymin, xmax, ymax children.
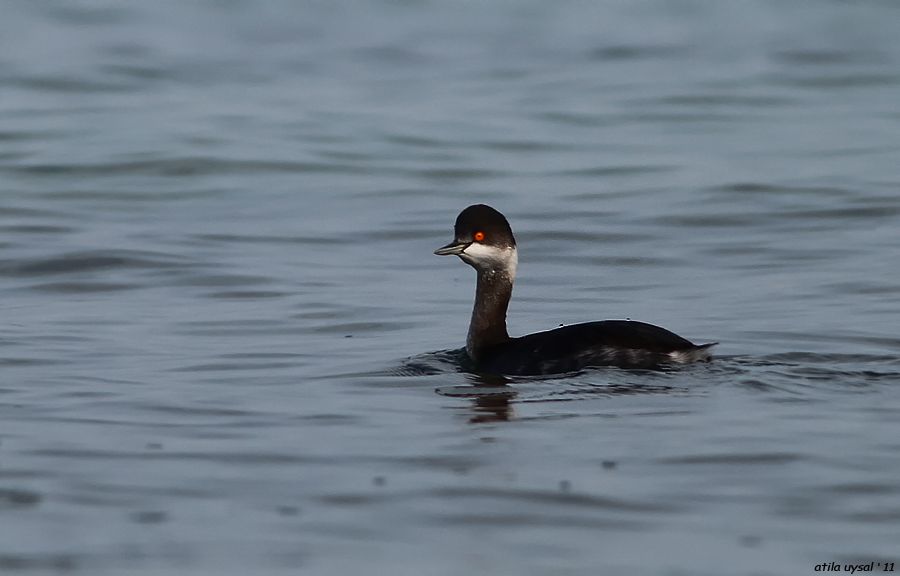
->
<box><xmin>435</xmin><ymin>204</ymin><xmax>515</xmax><ymax>251</ymax></box>
<box><xmin>434</xmin><ymin>204</ymin><xmax>518</xmax><ymax>273</ymax></box>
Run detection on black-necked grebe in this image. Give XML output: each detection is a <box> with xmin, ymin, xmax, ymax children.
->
<box><xmin>434</xmin><ymin>204</ymin><xmax>716</xmax><ymax>375</ymax></box>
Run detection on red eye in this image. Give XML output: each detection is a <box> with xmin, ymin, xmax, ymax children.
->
<box><xmin>473</xmin><ymin>231</ymin><xmax>485</xmax><ymax>242</ymax></box>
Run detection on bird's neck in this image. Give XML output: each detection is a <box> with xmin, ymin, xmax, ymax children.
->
<box><xmin>466</xmin><ymin>268</ymin><xmax>513</xmax><ymax>361</ymax></box>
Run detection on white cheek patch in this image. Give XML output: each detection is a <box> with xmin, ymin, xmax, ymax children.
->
<box><xmin>462</xmin><ymin>243</ymin><xmax>518</xmax><ymax>278</ymax></box>
<box><xmin>460</xmin><ymin>242</ymin><xmax>497</xmax><ymax>260</ymax></box>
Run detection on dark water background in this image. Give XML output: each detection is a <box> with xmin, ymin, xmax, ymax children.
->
<box><xmin>2</xmin><ymin>1</ymin><xmax>900</xmax><ymax>574</ymax></box>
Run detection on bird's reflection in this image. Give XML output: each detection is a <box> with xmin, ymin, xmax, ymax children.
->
<box><xmin>466</xmin><ymin>372</ymin><xmax>515</xmax><ymax>423</ymax></box>
<box><xmin>429</xmin><ymin>347</ymin><xmax>716</xmax><ymax>424</ymax></box>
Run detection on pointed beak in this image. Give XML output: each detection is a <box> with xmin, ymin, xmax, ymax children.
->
<box><xmin>434</xmin><ymin>240</ymin><xmax>470</xmax><ymax>256</ymax></box>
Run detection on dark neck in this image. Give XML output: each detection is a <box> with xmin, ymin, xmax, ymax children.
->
<box><xmin>467</xmin><ymin>269</ymin><xmax>513</xmax><ymax>361</ymax></box>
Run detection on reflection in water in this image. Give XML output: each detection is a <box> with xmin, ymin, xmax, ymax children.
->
<box><xmin>433</xmin><ymin>372</ymin><xmax>517</xmax><ymax>422</ymax></box>
<box><xmin>433</xmin><ymin>365</ymin><xmax>698</xmax><ymax>423</ymax></box>
<box><xmin>469</xmin><ymin>393</ymin><xmax>513</xmax><ymax>423</ymax></box>
<box><xmin>468</xmin><ymin>372</ymin><xmax>515</xmax><ymax>423</ymax></box>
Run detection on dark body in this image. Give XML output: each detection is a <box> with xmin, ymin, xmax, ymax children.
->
<box><xmin>476</xmin><ymin>320</ymin><xmax>712</xmax><ymax>375</ymax></box>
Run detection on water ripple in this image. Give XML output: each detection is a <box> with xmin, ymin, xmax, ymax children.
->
<box><xmin>0</xmin><ymin>249</ymin><xmax>187</xmax><ymax>277</ymax></box>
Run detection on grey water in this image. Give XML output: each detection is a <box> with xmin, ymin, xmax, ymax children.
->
<box><xmin>2</xmin><ymin>1</ymin><xmax>900</xmax><ymax>574</ymax></box>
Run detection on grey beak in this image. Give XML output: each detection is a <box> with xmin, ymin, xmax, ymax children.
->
<box><xmin>434</xmin><ymin>240</ymin><xmax>470</xmax><ymax>256</ymax></box>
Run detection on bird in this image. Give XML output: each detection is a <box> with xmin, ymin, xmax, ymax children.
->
<box><xmin>434</xmin><ymin>204</ymin><xmax>716</xmax><ymax>375</ymax></box>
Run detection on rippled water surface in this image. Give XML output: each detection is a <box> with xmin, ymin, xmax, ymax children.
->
<box><xmin>2</xmin><ymin>1</ymin><xmax>900</xmax><ymax>574</ymax></box>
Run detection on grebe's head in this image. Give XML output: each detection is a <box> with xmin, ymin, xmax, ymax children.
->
<box><xmin>434</xmin><ymin>204</ymin><xmax>517</xmax><ymax>278</ymax></box>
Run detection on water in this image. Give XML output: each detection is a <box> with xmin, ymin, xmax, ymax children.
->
<box><xmin>2</xmin><ymin>1</ymin><xmax>900</xmax><ymax>574</ymax></box>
